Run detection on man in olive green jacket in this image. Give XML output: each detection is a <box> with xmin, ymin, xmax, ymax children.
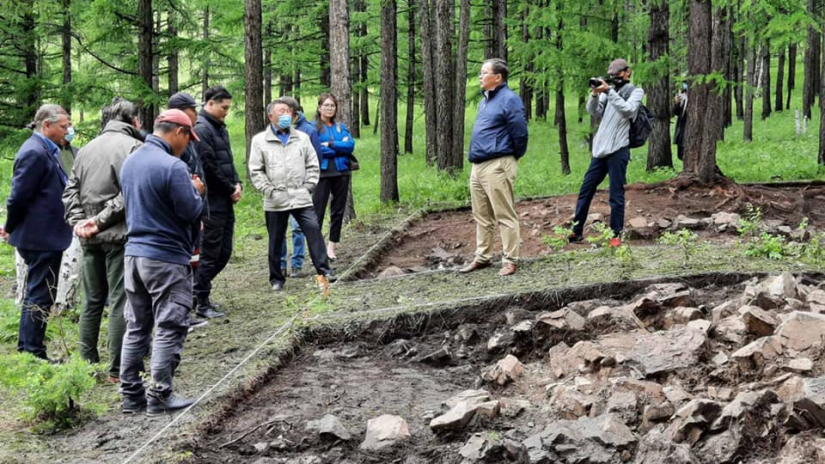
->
<box><xmin>62</xmin><ymin>100</ymin><xmax>142</xmax><ymax>382</ymax></box>
<box><xmin>248</xmin><ymin>98</ymin><xmax>331</xmax><ymax>293</ymax></box>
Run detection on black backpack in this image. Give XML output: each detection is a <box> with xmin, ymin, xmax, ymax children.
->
<box><xmin>619</xmin><ymin>84</ymin><xmax>653</xmax><ymax>149</ymax></box>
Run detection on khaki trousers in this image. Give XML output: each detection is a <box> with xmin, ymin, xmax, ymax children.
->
<box><xmin>469</xmin><ymin>155</ymin><xmax>520</xmax><ymax>265</ymax></box>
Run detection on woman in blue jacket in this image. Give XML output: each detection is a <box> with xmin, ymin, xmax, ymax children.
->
<box><xmin>312</xmin><ymin>93</ymin><xmax>355</xmax><ymax>261</ymax></box>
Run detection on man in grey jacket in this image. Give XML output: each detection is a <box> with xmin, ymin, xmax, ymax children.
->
<box><xmin>63</xmin><ymin>99</ymin><xmax>142</xmax><ymax>383</ymax></box>
<box><xmin>569</xmin><ymin>59</ymin><xmax>644</xmax><ymax>247</ymax></box>
<box><xmin>248</xmin><ymin>98</ymin><xmax>332</xmax><ymax>294</ymax></box>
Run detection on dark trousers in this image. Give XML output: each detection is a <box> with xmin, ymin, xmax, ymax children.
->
<box><xmin>194</xmin><ymin>209</ymin><xmax>234</xmax><ymax>303</ymax></box>
<box><xmin>265</xmin><ymin>208</ymin><xmax>331</xmax><ymax>285</ymax></box>
<box><xmin>572</xmin><ymin>147</ymin><xmax>630</xmax><ymax>238</ymax></box>
<box><xmin>17</xmin><ymin>249</ymin><xmax>63</xmax><ymax>359</ymax></box>
<box><xmin>120</xmin><ymin>257</ymin><xmax>191</xmax><ymax>400</ymax></box>
<box><xmin>313</xmin><ymin>175</ymin><xmax>350</xmax><ymax>243</ymax></box>
<box><xmin>78</xmin><ymin>243</ymin><xmax>127</xmax><ymax>377</ymax></box>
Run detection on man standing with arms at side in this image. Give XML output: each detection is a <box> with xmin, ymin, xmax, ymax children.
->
<box><xmin>1</xmin><ymin>104</ymin><xmax>73</xmax><ymax>361</ymax></box>
<box><xmin>193</xmin><ymin>85</ymin><xmax>240</xmax><ymax>319</ymax></box>
<box><xmin>119</xmin><ymin>110</ymin><xmax>204</xmax><ymax>415</ymax></box>
<box><xmin>568</xmin><ymin>59</ymin><xmax>643</xmax><ymax>247</ymax></box>
<box><xmin>459</xmin><ymin>59</ymin><xmax>528</xmax><ymax>277</ymax></box>
<box><xmin>63</xmin><ymin>99</ymin><xmax>142</xmax><ymax>383</ymax></box>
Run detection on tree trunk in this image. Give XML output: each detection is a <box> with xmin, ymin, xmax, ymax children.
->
<box><xmin>61</xmin><ymin>0</ymin><xmax>72</xmax><ymax>114</ymax></box>
<box><xmin>646</xmin><ymin>0</ymin><xmax>673</xmax><ymax>171</ymax></box>
<box><xmin>435</xmin><ymin>0</ymin><xmax>456</xmax><ymax>173</ymax></box>
<box><xmin>138</xmin><ymin>0</ymin><xmax>154</xmax><ymax>131</ymax></box>
<box><xmin>351</xmin><ymin>56</ymin><xmax>361</xmax><ymax>138</ymax></box>
<box><xmin>294</xmin><ymin>67</ymin><xmax>301</xmax><ymax>101</ymax></box>
<box><xmin>734</xmin><ymin>1</ymin><xmax>744</xmax><ymax>120</ymax></box>
<box><xmin>21</xmin><ymin>0</ymin><xmax>38</xmax><ymax>123</ymax></box>
<box><xmin>683</xmin><ymin>0</ymin><xmax>711</xmax><ymax>174</ymax></box>
<box><xmin>381</xmin><ymin>0</ymin><xmax>399</xmax><ymax>202</ymax></box>
<box><xmin>699</xmin><ymin>7</ymin><xmax>726</xmax><ymax>184</ymax></box>
<box><xmin>787</xmin><ymin>43</ymin><xmax>797</xmax><ymax>110</ymax></box>
<box><xmin>804</xmin><ymin>0</ymin><xmax>817</xmax><ymax>119</ymax></box>
<box><xmin>319</xmin><ymin>2</ymin><xmax>331</xmax><ymax>89</ymax></box>
<box><xmin>264</xmin><ymin>23</ymin><xmax>272</xmax><ymax>106</ymax></box>
<box><xmin>244</xmin><ymin>0</ymin><xmax>264</xmax><ymax>180</ymax></box>
<box><xmin>202</xmin><ymin>6</ymin><xmax>210</xmax><ymax>100</ymax></box>
<box><xmin>329</xmin><ymin>0</ymin><xmax>355</xmax><ymax>221</ymax></box>
<box><xmin>744</xmin><ymin>42</ymin><xmax>755</xmax><ymax>141</ymax></box>
<box><xmin>775</xmin><ymin>46</ymin><xmax>785</xmax><ymax>112</ymax></box>
<box><xmin>404</xmin><ymin>0</ymin><xmax>416</xmax><ymax>153</ymax></box>
<box><xmin>520</xmin><ymin>5</ymin><xmax>532</xmax><ymax>121</ymax></box>
<box><xmin>418</xmin><ymin>0</ymin><xmax>437</xmax><ymax>165</ymax></box>
<box><xmin>819</xmin><ymin>25</ymin><xmax>825</xmax><ymax>164</ymax></box>
<box><xmin>167</xmin><ymin>6</ymin><xmax>179</xmax><ymax>97</ymax></box>
<box><xmin>761</xmin><ymin>41</ymin><xmax>771</xmax><ymax>120</ymax></box>
<box><xmin>452</xmin><ymin>0</ymin><xmax>470</xmax><ymax>165</ymax></box>
<box><xmin>354</xmin><ymin>0</ymin><xmax>369</xmax><ymax>127</ymax></box>
<box><xmin>152</xmin><ymin>11</ymin><xmax>161</xmax><ymax>105</ymax></box>
<box><xmin>491</xmin><ymin>0</ymin><xmax>507</xmax><ymax>60</ymax></box>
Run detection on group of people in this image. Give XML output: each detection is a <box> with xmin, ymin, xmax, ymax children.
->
<box><xmin>4</xmin><ymin>88</ymin><xmax>355</xmax><ymax>415</ymax></box>
<box><xmin>4</xmin><ymin>56</ymin><xmax>645</xmax><ymax>416</ymax></box>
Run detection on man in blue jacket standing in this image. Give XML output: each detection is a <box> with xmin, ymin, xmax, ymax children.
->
<box><xmin>1</xmin><ymin>104</ymin><xmax>72</xmax><ymax>360</ymax></box>
<box><xmin>119</xmin><ymin>110</ymin><xmax>204</xmax><ymax>415</ymax></box>
<box><xmin>459</xmin><ymin>59</ymin><xmax>528</xmax><ymax>277</ymax></box>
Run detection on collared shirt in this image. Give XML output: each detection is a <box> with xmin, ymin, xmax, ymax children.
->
<box><xmin>270</xmin><ymin>125</ymin><xmax>290</xmax><ymax>146</ymax></box>
<box><xmin>34</xmin><ymin>131</ymin><xmax>67</xmax><ymax>182</ymax></box>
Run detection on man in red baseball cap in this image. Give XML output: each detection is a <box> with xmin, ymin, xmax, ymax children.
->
<box><xmin>118</xmin><ymin>108</ymin><xmax>206</xmax><ymax>416</ymax></box>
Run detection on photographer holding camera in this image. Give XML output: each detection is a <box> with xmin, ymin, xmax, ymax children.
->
<box><xmin>569</xmin><ymin>58</ymin><xmax>644</xmax><ymax>247</ymax></box>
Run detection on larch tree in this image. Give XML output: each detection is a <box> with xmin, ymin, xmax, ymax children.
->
<box><xmin>381</xmin><ymin>0</ymin><xmax>399</xmax><ymax>203</ymax></box>
<box><xmin>646</xmin><ymin>0</ymin><xmax>673</xmax><ymax>171</ymax></box>
<box><xmin>452</xmin><ymin>0</ymin><xmax>470</xmax><ymax>163</ymax></box>
<box><xmin>244</xmin><ymin>0</ymin><xmax>264</xmax><ymax>179</ymax></box>
<box><xmin>418</xmin><ymin>0</ymin><xmax>438</xmax><ymax>165</ymax></box>
<box><xmin>404</xmin><ymin>0</ymin><xmax>416</xmax><ymax>154</ymax></box>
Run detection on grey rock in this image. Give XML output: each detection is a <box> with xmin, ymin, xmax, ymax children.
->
<box><xmin>456</xmin><ymin>324</ymin><xmax>480</xmax><ymax>344</ymax></box>
<box><xmin>481</xmin><ymin>354</ymin><xmax>524</xmax><ymax>386</ymax></box>
<box><xmin>499</xmin><ymin>398</ymin><xmax>532</xmax><ymax>418</ymax></box>
<box><xmin>775</xmin><ymin>311</ymin><xmax>825</xmax><ymax>352</ymax></box>
<box><xmin>430</xmin><ymin>399</ymin><xmax>500</xmax><ymax>432</ymax></box>
<box><xmin>669</xmin><ymin>399</ymin><xmax>723</xmax><ymax>445</ymax></box>
<box><xmin>711</xmin><ymin>389</ymin><xmax>778</xmax><ymax>431</ymax></box>
<box><xmin>378</xmin><ymin>266</ymin><xmax>404</xmax><ymax>279</ymax></box>
<box><xmin>505</xmin><ymin>307</ymin><xmax>533</xmax><ymax>325</ymax></box>
<box><xmin>486</xmin><ymin>331</ymin><xmax>516</xmax><ymax>352</ymax></box>
<box><xmin>459</xmin><ymin>432</ymin><xmax>530</xmax><ymax>464</ymax></box>
<box><xmin>739</xmin><ymin>305</ymin><xmax>779</xmax><ymax>336</ymax></box>
<box><xmin>776</xmin><ymin>433</ymin><xmax>825</xmax><ymax>464</ymax></box>
<box><xmin>712</xmin><ymin>352</ymin><xmax>729</xmax><ymax>366</ymax></box>
<box><xmin>606</xmin><ymin>391</ymin><xmax>638</xmax><ymax>424</ymax></box>
<box><xmin>786</xmin><ymin>357</ymin><xmax>813</xmax><ymax>373</ymax></box>
<box><xmin>386</xmin><ymin>339</ymin><xmax>417</xmax><ymax>358</ymax></box>
<box><xmin>626</xmin><ymin>327</ymin><xmax>708</xmax><ymax>376</ymax></box>
<box><xmin>731</xmin><ymin>336</ymin><xmax>783</xmax><ymax>370</ymax></box>
<box><xmin>360</xmin><ymin>415</ymin><xmax>410</xmax><ymax>452</ymax></box>
<box><xmin>713</xmin><ymin>315</ymin><xmax>748</xmax><ymax>345</ymax></box>
<box><xmin>633</xmin><ymin>425</ymin><xmax>696</xmax><ymax>464</ymax></box>
<box><xmin>443</xmin><ymin>389</ymin><xmax>491</xmax><ymax>409</ymax></box>
<box><xmin>305</xmin><ymin>414</ymin><xmax>351</xmax><ymax>441</ymax></box>
<box><xmin>253</xmin><ymin>442</ymin><xmax>269</xmax><ymax>453</ymax></box>
<box><xmin>586</xmin><ymin>305</ymin><xmax>645</xmax><ymax>331</ymax></box>
<box><xmin>536</xmin><ymin>308</ymin><xmax>586</xmax><ymax>332</ymax></box>
<box><xmin>414</xmin><ymin>347</ymin><xmax>453</xmax><ymax>367</ymax></box>
<box><xmin>523</xmin><ymin>414</ymin><xmax>635</xmax><ymax>464</ymax></box>
<box><xmin>549</xmin><ymin>386</ymin><xmax>598</xmax><ymax>419</ymax></box>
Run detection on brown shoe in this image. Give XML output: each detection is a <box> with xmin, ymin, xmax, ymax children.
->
<box><xmin>458</xmin><ymin>260</ymin><xmax>492</xmax><ymax>274</ymax></box>
<box><xmin>498</xmin><ymin>263</ymin><xmax>517</xmax><ymax>276</ymax></box>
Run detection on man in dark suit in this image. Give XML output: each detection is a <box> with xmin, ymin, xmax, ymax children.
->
<box><xmin>0</xmin><ymin>104</ymin><xmax>73</xmax><ymax>360</ymax></box>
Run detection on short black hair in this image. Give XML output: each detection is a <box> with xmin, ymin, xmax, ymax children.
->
<box><xmin>204</xmin><ymin>85</ymin><xmax>232</xmax><ymax>103</ymax></box>
<box><xmin>484</xmin><ymin>58</ymin><xmax>509</xmax><ymax>82</ymax></box>
<box><xmin>109</xmin><ymin>99</ymin><xmax>139</xmax><ymax>125</ymax></box>
<box><xmin>155</xmin><ymin>121</ymin><xmax>190</xmax><ymax>137</ymax></box>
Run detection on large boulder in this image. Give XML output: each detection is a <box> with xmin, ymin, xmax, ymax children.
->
<box><xmin>739</xmin><ymin>305</ymin><xmax>779</xmax><ymax>337</ymax></box>
<box><xmin>730</xmin><ymin>336</ymin><xmax>783</xmax><ymax>370</ymax></box>
<box><xmin>713</xmin><ymin>315</ymin><xmax>748</xmax><ymax>345</ymax></box>
<box><xmin>430</xmin><ymin>399</ymin><xmax>500</xmax><ymax>433</ymax></box>
<box><xmin>775</xmin><ymin>311</ymin><xmax>825</xmax><ymax>352</ymax></box>
<box><xmin>459</xmin><ymin>432</ymin><xmax>529</xmax><ymax>463</ymax></box>
<box><xmin>777</xmin><ymin>434</ymin><xmax>825</xmax><ymax>464</ymax></box>
<box><xmin>586</xmin><ymin>305</ymin><xmax>645</xmax><ymax>331</ymax></box>
<box><xmin>626</xmin><ymin>327</ymin><xmax>708</xmax><ymax>376</ymax></box>
<box><xmin>360</xmin><ymin>415</ymin><xmax>410</xmax><ymax>451</ymax></box>
<box><xmin>536</xmin><ymin>308</ymin><xmax>586</xmax><ymax>332</ymax></box>
<box><xmin>668</xmin><ymin>399</ymin><xmax>723</xmax><ymax>445</ymax></box>
<box><xmin>523</xmin><ymin>414</ymin><xmax>636</xmax><ymax>464</ymax></box>
<box><xmin>481</xmin><ymin>354</ymin><xmax>524</xmax><ymax>386</ymax></box>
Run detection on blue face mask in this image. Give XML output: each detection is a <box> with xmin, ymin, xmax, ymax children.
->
<box><xmin>65</xmin><ymin>126</ymin><xmax>75</xmax><ymax>143</ymax></box>
<box><xmin>277</xmin><ymin>114</ymin><xmax>292</xmax><ymax>130</ymax></box>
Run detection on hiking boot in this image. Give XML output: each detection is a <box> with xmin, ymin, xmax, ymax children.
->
<box><xmin>146</xmin><ymin>394</ymin><xmax>196</xmax><ymax>417</ymax></box>
<box><xmin>122</xmin><ymin>396</ymin><xmax>147</xmax><ymax>414</ymax></box>
<box><xmin>568</xmin><ymin>233</ymin><xmax>584</xmax><ymax>243</ymax></box>
<box><xmin>272</xmin><ymin>281</ymin><xmax>285</xmax><ymax>291</ymax></box>
<box><xmin>608</xmin><ymin>237</ymin><xmax>622</xmax><ymax>248</ymax></box>
<box><xmin>316</xmin><ymin>274</ymin><xmax>330</xmax><ymax>298</ymax></box>
<box><xmin>196</xmin><ymin>301</ymin><xmax>225</xmax><ymax>319</ymax></box>
<box><xmin>187</xmin><ymin>315</ymin><xmax>209</xmax><ymax>330</ymax></box>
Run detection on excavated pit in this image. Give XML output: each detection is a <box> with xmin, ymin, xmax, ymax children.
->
<box><xmin>187</xmin><ymin>271</ymin><xmax>825</xmax><ymax>464</ymax></box>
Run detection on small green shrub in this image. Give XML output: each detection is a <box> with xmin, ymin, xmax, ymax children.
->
<box><xmin>738</xmin><ymin>203</ymin><xmax>763</xmax><ymax>239</ymax></box>
<box><xmin>742</xmin><ymin>232</ymin><xmax>788</xmax><ymax>260</ymax></box>
<box><xmin>542</xmin><ymin>224</ymin><xmax>577</xmax><ymax>272</ymax></box>
<box><xmin>586</xmin><ymin>223</ymin><xmax>616</xmax><ymax>250</ymax></box>
<box><xmin>658</xmin><ymin>229</ymin><xmax>701</xmax><ymax>267</ymax></box>
<box><xmin>0</xmin><ymin>353</ymin><xmax>99</xmax><ymax>432</ymax></box>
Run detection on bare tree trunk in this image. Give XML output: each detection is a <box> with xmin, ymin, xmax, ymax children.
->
<box><xmin>761</xmin><ymin>41</ymin><xmax>771</xmax><ymax>120</ymax></box>
<box><xmin>734</xmin><ymin>1</ymin><xmax>744</xmax><ymax>120</ymax></box>
<box><xmin>452</xmin><ymin>0</ymin><xmax>470</xmax><ymax>165</ymax></box>
<box><xmin>418</xmin><ymin>0</ymin><xmax>437</xmax><ymax>165</ymax></box>
<box><xmin>138</xmin><ymin>0</ymin><xmax>154</xmax><ymax>131</ymax></box>
<box><xmin>61</xmin><ymin>0</ymin><xmax>72</xmax><ymax>114</ymax></box>
<box><xmin>167</xmin><ymin>6</ymin><xmax>179</xmax><ymax>97</ymax></box>
<box><xmin>351</xmin><ymin>57</ymin><xmax>361</xmax><ymax>138</ymax></box>
<box><xmin>354</xmin><ymin>0</ymin><xmax>369</xmax><ymax>127</ymax></box>
<box><xmin>787</xmin><ymin>43</ymin><xmax>797</xmax><ymax>110</ymax></box>
<box><xmin>819</xmin><ymin>25</ymin><xmax>825</xmax><ymax>164</ymax></box>
<box><xmin>435</xmin><ymin>0</ymin><xmax>456</xmax><ymax>173</ymax></box>
<box><xmin>683</xmin><ymin>0</ymin><xmax>711</xmax><ymax>174</ymax></box>
<box><xmin>804</xmin><ymin>0</ymin><xmax>817</xmax><ymax>119</ymax></box>
<box><xmin>381</xmin><ymin>0</ymin><xmax>399</xmax><ymax>202</ymax></box>
<box><xmin>320</xmin><ymin>2</ymin><xmax>331</xmax><ymax>89</ymax></box>
<box><xmin>491</xmin><ymin>0</ymin><xmax>507</xmax><ymax>60</ymax></box>
<box><xmin>776</xmin><ymin>46</ymin><xmax>785</xmax><ymax>112</ymax></box>
<box><xmin>520</xmin><ymin>5</ymin><xmax>532</xmax><ymax>121</ymax></box>
<box><xmin>330</xmin><ymin>0</ymin><xmax>356</xmax><ymax>221</ymax></box>
<box><xmin>152</xmin><ymin>11</ymin><xmax>160</xmax><ymax>105</ymax></box>
<box><xmin>556</xmin><ymin>84</ymin><xmax>570</xmax><ymax>175</ymax></box>
<box><xmin>264</xmin><ymin>22</ymin><xmax>272</xmax><ymax>106</ymax></box>
<box><xmin>244</xmin><ymin>0</ymin><xmax>264</xmax><ymax>180</ymax></box>
<box><xmin>21</xmin><ymin>0</ymin><xmax>39</xmax><ymax>123</ymax></box>
<box><xmin>404</xmin><ymin>0</ymin><xmax>416</xmax><ymax>154</ymax></box>
<box><xmin>202</xmin><ymin>6</ymin><xmax>210</xmax><ymax>100</ymax></box>
<box><xmin>294</xmin><ymin>67</ymin><xmax>301</xmax><ymax>101</ymax></box>
<box><xmin>646</xmin><ymin>0</ymin><xmax>673</xmax><ymax>171</ymax></box>
<box><xmin>699</xmin><ymin>7</ymin><xmax>726</xmax><ymax>184</ymax></box>
<box><xmin>744</xmin><ymin>42</ymin><xmax>755</xmax><ymax>141</ymax></box>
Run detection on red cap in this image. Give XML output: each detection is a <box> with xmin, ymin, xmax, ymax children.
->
<box><xmin>155</xmin><ymin>109</ymin><xmax>200</xmax><ymax>142</ymax></box>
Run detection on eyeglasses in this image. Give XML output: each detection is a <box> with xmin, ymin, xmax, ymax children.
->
<box><xmin>479</xmin><ymin>71</ymin><xmax>498</xmax><ymax>77</ymax></box>
<box><xmin>321</xmin><ymin>104</ymin><xmax>336</xmax><ymax>109</ymax></box>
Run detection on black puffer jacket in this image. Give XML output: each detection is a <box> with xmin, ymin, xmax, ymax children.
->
<box><xmin>195</xmin><ymin>110</ymin><xmax>241</xmax><ymax>212</ymax></box>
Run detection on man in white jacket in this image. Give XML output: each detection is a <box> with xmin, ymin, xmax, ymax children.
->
<box><xmin>248</xmin><ymin>98</ymin><xmax>332</xmax><ymax>293</ymax></box>
<box><xmin>569</xmin><ymin>58</ymin><xmax>644</xmax><ymax>248</ymax></box>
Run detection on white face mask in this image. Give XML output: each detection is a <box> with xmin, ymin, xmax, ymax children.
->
<box><xmin>65</xmin><ymin>126</ymin><xmax>75</xmax><ymax>143</ymax></box>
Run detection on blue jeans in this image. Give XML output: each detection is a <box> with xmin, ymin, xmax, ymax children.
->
<box><xmin>280</xmin><ymin>215</ymin><xmax>306</xmax><ymax>270</ymax></box>
<box><xmin>572</xmin><ymin>147</ymin><xmax>630</xmax><ymax>238</ymax></box>
<box><xmin>17</xmin><ymin>248</ymin><xmax>63</xmax><ymax>359</ymax></box>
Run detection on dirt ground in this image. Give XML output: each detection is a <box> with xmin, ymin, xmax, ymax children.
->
<box><xmin>371</xmin><ymin>181</ymin><xmax>825</xmax><ymax>275</ymax></box>
<box><xmin>188</xmin><ymin>272</ymin><xmax>825</xmax><ymax>463</ymax></box>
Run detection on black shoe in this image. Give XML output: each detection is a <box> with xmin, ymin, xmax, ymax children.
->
<box><xmin>196</xmin><ymin>301</ymin><xmax>225</xmax><ymax>319</ymax></box>
<box><xmin>187</xmin><ymin>315</ymin><xmax>209</xmax><ymax>329</ymax></box>
<box><xmin>568</xmin><ymin>233</ymin><xmax>585</xmax><ymax>243</ymax></box>
<box><xmin>289</xmin><ymin>268</ymin><xmax>304</xmax><ymax>278</ymax></box>
<box><xmin>272</xmin><ymin>281</ymin><xmax>285</xmax><ymax>291</ymax></box>
<box><xmin>122</xmin><ymin>396</ymin><xmax>147</xmax><ymax>414</ymax></box>
<box><xmin>146</xmin><ymin>394</ymin><xmax>196</xmax><ymax>416</ymax></box>
<box><xmin>326</xmin><ymin>272</ymin><xmax>337</xmax><ymax>283</ymax></box>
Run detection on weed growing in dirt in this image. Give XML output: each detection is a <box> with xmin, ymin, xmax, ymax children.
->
<box><xmin>659</xmin><ymin>229</ymin><xmax>701</xmax><ymax>267</ymax></box>
<box><xmin>614</xmin><ymin>242</ymin><xmax>640</xmax><ymax>273</ymax></box>
<box><xmin>738</xmin><ymin>203</ymin><xmax>763</xmax><ymax>239</ymax></box>
<box><xmin>543</xmin><ymin>224</ymin><xmax>577</xmax><ymax>272</ymax></box>
<box><xmin>586</xmin><ymin>223</ymin><xmax>616</xmax><ymax>250</ymax></box>
<box><xmin>0</xmin><ymin>353</ymin><xmax>101</xmax><ymax>432</ymax></box>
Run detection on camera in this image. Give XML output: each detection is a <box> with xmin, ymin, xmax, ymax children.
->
<box><xmin>589</xmin><ymin>77</ymin><xmax>616</xmax><ymax>88</ymax></box>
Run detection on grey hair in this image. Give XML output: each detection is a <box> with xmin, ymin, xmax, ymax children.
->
<box><xmin>266</xmin><ymin>98</ymin><xmax>294</xmax><ymax>115</ymax></box>
<box><xmin>30</xmin><ymin>104</ymin><xmax>68</xmax><ymax>131</ymax></box>
<box><xmin>279</xmin><ymin>96</ymin><xmax>301</xmax><ymax>113</ymax></box>
<box><xmin>109</xmin><ymin>99</ymin><xmax>139</xmax><ymax>126</ymax></box>
<box><xmin>483</xmin><ymin>58</ymin><xmax>509</xmax><ymax>82</ymax></box>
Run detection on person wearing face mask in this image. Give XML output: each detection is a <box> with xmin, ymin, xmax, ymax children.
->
<box><xmin>248</xmin><ymin>98</ymin><xmax>333</xmax><ymax>294</ymax></box>
<box><xmin>568</xmin><ymin>58</ymin><xmax>644</xmax><ymax>248</ymax></box>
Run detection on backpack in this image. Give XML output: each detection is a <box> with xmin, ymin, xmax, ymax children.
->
<box><xmin>619</xmin><ymin>84</ymin><xmax>653</xmax><ymax>149</ymax></box>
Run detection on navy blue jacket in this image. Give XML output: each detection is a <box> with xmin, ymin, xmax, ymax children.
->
<box><xmin>468</xmin><ymin>84</ymin><xmax>529</xmax><ymax>163</ymax></box>
<box><xmin>121</xmin><ymin>135</ymin><xmax>203</xmax><ymax>266</ymax></box>
<box><xmin>295</xmin><ymin>112</ymin><xmax>323</xmax><ymax>162</ymax></box>
<box><xmin>5</xmin><ymin>133</ymin><xmax>72</xmax><ymax>251</ymax></box>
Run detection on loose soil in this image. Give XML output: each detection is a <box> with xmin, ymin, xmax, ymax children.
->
<box><xmin>369</xmin><ymin>181</ymin><xmax>825</xmax><ymax>276</ymax></box>
<box><xmin>188</xmin><ymin>272</ymin><xmax>825</xmax><ymax>463</ymax></box>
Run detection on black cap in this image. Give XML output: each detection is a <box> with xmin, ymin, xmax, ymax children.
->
<box><xmin>168</xmin><ymin>92</ymin><xmax>198</xmax><ymax>110</ymax></box>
